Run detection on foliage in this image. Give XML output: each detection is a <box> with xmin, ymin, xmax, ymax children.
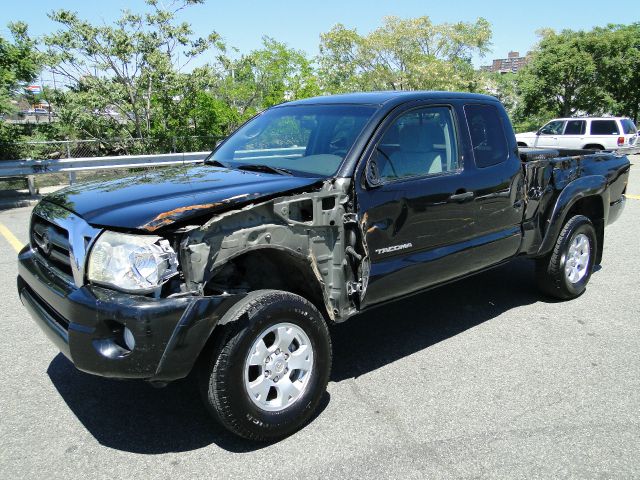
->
<box><xmin>43</xmin><ymin>0</ymin><xmax>224</xmax><ymax>144</ymax></box>
<box><xmin>3</xmin><ymin>2</ymin><xmax>640</xmax><ymax>155</ymax></box>
<box><xmin>0</xmin><ymin>22</ymin><xmax>43</xmax><ymax>115</ymax></box>
<box><xmin>515</xmin><ymin>24</ymin><xmax>640</xmax><ymax>123</ymax></box>
<box><xmin>0</xmin><ymin>23</ymin><xmax>45</xmax><ymax>159</ymax></box>
<box><xmin>318</xmin><ymin>16</ymin><xmax>492</xmax><ymax>92</ymax></box>
<box><xmin>516</xmin><ymin>29</ymin><xmax>610</xmax><ymax>118</ymax></box>
<box><xmin>38</xmin><ymin>4</ymin><xmax>322</xmax><ymax>150</ymax></box>
<box><xmin>485</xmin><ymin>72</ymin><xmax>555</xmax><ymax>133</ymax></box>
<box><xmin>216</xmin><ymin>37</ymin><xmax>321</xmax><ymax>118</ymax></box>
<box><xmin>586</xmin><ymin>23</ymin><xmax>640</xmax><ymax>122</ymax></box>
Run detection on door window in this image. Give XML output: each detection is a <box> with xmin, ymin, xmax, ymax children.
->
<box><xmin>621</xmin><ymin>119</ymin><xmax>637</xmax><ymax>134</ymax></box>
<box><xmin>372</xmin><ymin>106</ymin><xmax>458</xmax><ymax>181</ymax></box>
<box><xmin>563</xmin><ymin>120</ymin><xmax>586</xmax><ymax>135</ymax></box>
<box><xmin>590</xmin><ymin>120</ymin><xmax>619</xmax><ymax>135</ymax></box>
<box><xmin>539</xmin><ymin>120</ymin><xmax>565</xmax><ymax>135</ymax></box>
<box><xmin>464</xmin><ymin>104</ymin><xmax>509</xmax><ymax>168</ymax></box>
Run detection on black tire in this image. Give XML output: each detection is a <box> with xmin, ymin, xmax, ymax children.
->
<box><xmin>198</xmin><ymin>290</ymin><xmax>331</xmax><ymax>441</ymax></box>
<box><xmin>535</xmin><ymin>215</ymin><xmax>597</xmax><ymax>300</ymax></box>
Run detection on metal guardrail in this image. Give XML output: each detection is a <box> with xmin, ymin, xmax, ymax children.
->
<box><xmin>0</xmin><ymin>146</ymin><xmax>307</xmax><ymax>195</ymax></box>
<box><xmin>0</xmin><ymin>151</ymin><xmax>210</xmax><ymax>195</ymax></box>
<box><xmin>0</xmin><ymin>151</ymin><xmax>211</xmax><ymax>177</ymax></box>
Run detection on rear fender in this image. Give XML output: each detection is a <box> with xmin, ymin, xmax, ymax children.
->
<box><xmin>537</xmin><ymin>175</ymin><xmax>608</xmax><ymax>257</ymax></box>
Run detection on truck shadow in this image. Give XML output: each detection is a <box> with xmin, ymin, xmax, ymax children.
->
<box><xmin>331</xmin><ymin>257</ymin><xmax>542</xmax><ymax>382</ymax></box>
<box><xmin>46</xmin><ymin>354</ymin><xmax>283</xmax><ymax>454</ymax></box>
<box><xmin>47</xmin><ymin>257</ymin><xmax>547</xmax><ymax>454</ymax></box>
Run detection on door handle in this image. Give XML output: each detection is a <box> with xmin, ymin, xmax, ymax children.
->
<box><xmin>449</xmin><ymin>191</ymin><xmax>474</xmax><ymax>202</ymax></box>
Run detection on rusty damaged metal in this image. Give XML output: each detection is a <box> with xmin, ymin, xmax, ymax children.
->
<box><xmin>140</xmin><ymin>194</ymin><xmax>253</xmax><ymax>232</ymax></box>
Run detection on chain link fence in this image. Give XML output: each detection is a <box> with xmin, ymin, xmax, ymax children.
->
<box><xmin>0</xmin><ymin>136</ymin><xmax>219</xmax><ymax>161</ymax></box>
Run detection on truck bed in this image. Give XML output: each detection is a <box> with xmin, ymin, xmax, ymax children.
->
<box><xmin>518</xmin><ymin>147</ymin><xmax>631</xmax><ymax>258</ymax></box>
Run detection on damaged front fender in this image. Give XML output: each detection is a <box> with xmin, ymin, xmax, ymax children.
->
<box><xmin>179</xmin><ymin>179</ymin><xmax>366</xmax><ymax>322</ymax></box>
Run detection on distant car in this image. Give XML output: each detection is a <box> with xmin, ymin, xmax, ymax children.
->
<box><xmin>33</xmin><ymin>108</ymin><xmax>49</xmax><ymax>115</ymax></box>
<box><xmin>516</xmin><ymin>117</ymin><xmax>638</xmax><ymax>151</ymax></box>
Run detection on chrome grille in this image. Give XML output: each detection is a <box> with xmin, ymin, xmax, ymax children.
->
<box><xmin>30</xmin><ymin>202</ymin><xmax>102</xmax><ymax>287</ymax></box>
<box><xmin>31</xmin><ymin>215</ymin><xmax>73</xmax><ymax>277</ymax></box>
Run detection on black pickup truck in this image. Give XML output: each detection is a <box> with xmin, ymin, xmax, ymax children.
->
<box><xmin>17</xmin><ymin>92</ymin><xmax>631</xmax><ymax>441</ymax></box>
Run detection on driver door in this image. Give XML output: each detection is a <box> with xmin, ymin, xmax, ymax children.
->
<box><xmin>534</xmin><ymin>120</ymin><xmax>565</xmax><ymax>147</ymax></box>
<box><xmin>355</xmin><ymin>104</ymin><xmax>478</xmax><ymax>307</ymax></box>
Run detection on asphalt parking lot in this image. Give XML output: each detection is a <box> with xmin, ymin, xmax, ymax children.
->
<box><xmin>1</xmin><ymin>158</ymin><xmax>639</xmax><ymax>479</ymax></box>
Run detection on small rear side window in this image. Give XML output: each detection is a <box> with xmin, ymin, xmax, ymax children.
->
<box><xmin>621</xmin><ymin>119</ymin><xmax>637</xmax><ymax>134</ymax></box>
<box><xmin>590</xmin><ymin>120</ymin><xmax>619</xmax><ymax>135</ymax></box>
<box><xmin>464</xmin><ymin>104</ymin><xmax>509</xmax><ymax>168</ymax></box>
<box><xmin>563</xmin><ymin>120</ymin><xmax>586</xmax><ymax>135</ymax></box>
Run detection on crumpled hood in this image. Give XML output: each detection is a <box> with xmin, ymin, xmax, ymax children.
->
<box><xmin>43</xmin><ymin>164</ymin><xmax>321</xmax><ymax>231</ymax></box>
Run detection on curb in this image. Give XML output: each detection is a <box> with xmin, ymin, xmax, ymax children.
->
<box><xmin>0</xmin><ymin>197</ymin><xmax>40</xmax><ymax>211</ymax></box>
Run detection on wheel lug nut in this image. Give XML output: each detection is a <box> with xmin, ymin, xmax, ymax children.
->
<box><xmin>264</xmin><ymin>370</ymin><xmax>270</xmax><ymax>377</ymax></box>
<box><xmin>276</xmin><ymin>349</ymin><xmax>281</xmax><ymax>354</ymax></box>
<box><xmin>284</xmin><ymin>354</ymin><xmax>289</xmax><ymax>359</ymax></box>
<box><xmin>284</xmin><ymin>368</ymin><xmax>288</xmax><ymax>373</ymax></box>
<box><xmin>274</xmin><ymin>376</ymin><xmax>279</xmax><ymax>382</ymax></box>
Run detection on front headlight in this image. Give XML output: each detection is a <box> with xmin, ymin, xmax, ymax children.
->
<box><xmin>87</xmin><ymin>231</ymin><xmax>179</xmax><ymax>293</ymax></box>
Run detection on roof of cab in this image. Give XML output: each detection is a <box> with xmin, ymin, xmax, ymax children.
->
<box><xmin>281</xmin><ymin>90</ymin><xmax>498</xmax><ymax>108</ymax></box>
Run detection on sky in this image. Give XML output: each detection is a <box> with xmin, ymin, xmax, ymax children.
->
<box><xmin>2</xmin><ymin>0</ymin><xmax>637</xmax><ymax>86</ymax></box>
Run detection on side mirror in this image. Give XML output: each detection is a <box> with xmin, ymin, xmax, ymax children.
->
<box><xmin>536</xmin><ymin>129</ymin><xmax>541</xmax><ymax>136</ymax></box>
<box><xmin>365</xmin><ymin>153</ymin><xmax>383</xmax><ymax>187</ymax></box>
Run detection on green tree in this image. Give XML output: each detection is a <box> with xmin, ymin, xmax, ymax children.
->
<box><xmin>318</xmin><ymin>16</ymin><xmax>492</xmax><ymax>93</ymax></box>
<box><xmin>216</xmin><ymin>37</ymin><xmax>320</xmax><ymax>118</ymax></box>
<box><xmin>43</xmin><ymin>0</ymin><xmax>224</xmax><ymax>143</ymax></box>
<box><xmin>587</xmin><ymin>23</ymin><xmax>640</xmax><ymax>122</ymax></box>
<box><xmin>189</xmin><ymin>91</ymin><xmax>240</xmax><ymax>139</ymax></box>
<box><xmin>0</xmin><ymin>22</ymin><xmax>44</xmax><ymax>158</ymax></box>
<box><xmin>483</xmin><ymin>72</ymin><xmax>554</xmax><ymax>133</ymax></box>
<box><xmin>0</xmin><ymin>22</ymin><xmax>42</xmax><ymax>115</ymax></box>
<box><xmin>517</xmin><ymin>29</ymin><xmax>612</xmax><ymax>119</ymax></box>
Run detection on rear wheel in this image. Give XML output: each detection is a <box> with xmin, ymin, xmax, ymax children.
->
<box><xmin>198</xmin><ymin>290</ymin><xmax>331</xmax><ymax>441</ymax></box>
<box><xmin>536</xmin><ymin>215</ymin><xmax>597</xmax><ymax>300</ymax></box>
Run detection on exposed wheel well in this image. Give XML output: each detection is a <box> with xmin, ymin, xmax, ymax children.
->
<box><xmin>204</xmin><ymin>249</ymin><xmax>329</xmax><ymax>320</ymax></box>
<box><xmin>565</xmin><ymin>196</ymin><xmax>605</xmax><ymax>264</ymax></box>
<box><xmin>583</xmin><ymin>144</ymin><xmax>604</xmax><ymax>151</ymax></box>
<box><xmin>193</xmin><ymin>249</ymin><xmax>331</xmax><ymax>377</ymax></box>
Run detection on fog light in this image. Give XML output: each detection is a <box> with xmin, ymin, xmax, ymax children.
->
<box><xmin>123</xmin><ymin>327</ymin><xmax>136</xmax><ymax>351</ymax></box>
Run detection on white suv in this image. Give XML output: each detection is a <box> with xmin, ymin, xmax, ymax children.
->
<box><xmin>516</xmin><ymin>117</ymin><xmax>638</xmax><ymax>151</ymax></box>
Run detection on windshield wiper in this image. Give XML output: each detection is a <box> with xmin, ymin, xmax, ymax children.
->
<box><xmin>237</xmin><ymin>164</ymin><xmax>293</xmax><ymax>176</ymax></box>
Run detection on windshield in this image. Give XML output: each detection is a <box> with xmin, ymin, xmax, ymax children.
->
<box><xmin>209</xmin><ymin>104</ymin><xmax>377</xmax><ymax>177</ymax></box>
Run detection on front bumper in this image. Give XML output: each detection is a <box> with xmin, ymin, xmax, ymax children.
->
<box><xmin>18</xmin><ymin>246</ymin><xmax>243</xmax><ymax>382</ymax></box>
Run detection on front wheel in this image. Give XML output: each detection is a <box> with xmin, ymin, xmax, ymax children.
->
<box><xmin>535</xmin><ymin>215</ymin><xmax>597</xmax><ymax>300</ymax></box>
<box><xmin>199</xmin><ymin>290</ymin><xmax>331</xmax><ymax>441</ymax></box>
